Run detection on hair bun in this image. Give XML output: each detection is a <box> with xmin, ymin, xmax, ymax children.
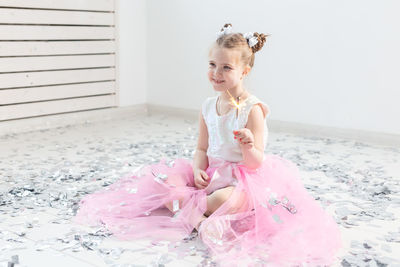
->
<box><xmin>251</xmin><ymin>32</ymin><xmax>268</xmax><ymax>53</ymax></box>
<box><xmin>221</xmin><ymin>23</ymin><xmax>232</xmax><ymax>31</ymax></box>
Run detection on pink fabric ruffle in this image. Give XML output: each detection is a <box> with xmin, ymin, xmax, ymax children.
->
<box><xmin>73</xmin><ymin>154</ymin><xmax>342</xmax><ymax>266</ymax></box>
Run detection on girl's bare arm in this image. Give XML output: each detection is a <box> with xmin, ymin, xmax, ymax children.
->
<box><xmin>241</xmin><ymin>104</ymin><xmax>266</xmax><ymax>169</ymax></box>
<box><xmin>192</xmin><ymin>111</ymin><xmax>209</xmax><ymax>172</ymax></box>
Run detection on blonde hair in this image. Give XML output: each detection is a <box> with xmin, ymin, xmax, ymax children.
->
<box><xmin>212</xmin><ymin>23</ymin><xmax>269</xmax><ymax>68</ymax></box>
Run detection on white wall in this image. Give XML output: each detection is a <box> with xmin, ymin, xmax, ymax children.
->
<box><xmin>116</xmin><ymin>0</ymin><xmax>147</xmax><ymax>106</ymax></box>
<box><xmin>120</xmin><ymin>0</ymin><xmax>400</xmax><ymax>135</ymax></box>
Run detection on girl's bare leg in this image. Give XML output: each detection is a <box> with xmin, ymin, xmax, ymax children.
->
<box><xmin>164</xmin><ymin>199</ymin><xmax>182</xmax><ymax>213</ymax></box>
<box><xmin>166</xmin><ymin>186</ymin><xmax>236</xmax><ymax>230</ymax></box>
<box><xmin>204</xmin><ymin>186</ymin><xmax>235</xmax><ymax>217</ymax></box>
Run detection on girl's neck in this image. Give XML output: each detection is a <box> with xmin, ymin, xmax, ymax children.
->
<box><xmin>220</xmin><ymin>86</ymin><xmax>248</xmax><ymax>102</ymax></box>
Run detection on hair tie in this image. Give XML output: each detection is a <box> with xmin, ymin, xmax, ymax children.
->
<box><xmin>216</xmin><ymin>24</ymin><xmax>233</xmax><ymax>39</ymax></box>
<box><xmin>243</xmin><ymin>32</ymin><xmax>259</xmax><ymax>48</ymax></box>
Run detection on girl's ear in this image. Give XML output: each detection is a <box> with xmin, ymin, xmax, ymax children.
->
<box><xmin>241</xmin><ymin>65</ymin><xmax>251</xmax><ymax>79</ymax></box>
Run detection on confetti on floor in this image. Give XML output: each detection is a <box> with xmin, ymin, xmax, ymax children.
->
<box><xmin>0</xmin><ymin>113</ymin><xmax>399</xmax><ymax>266</ymax></box>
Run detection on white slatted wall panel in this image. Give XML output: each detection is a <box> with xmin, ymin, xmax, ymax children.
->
<box><xmin>0</xmin><ymin>0</ymin><xmax>117</xmax><ymax>121</ymax></box>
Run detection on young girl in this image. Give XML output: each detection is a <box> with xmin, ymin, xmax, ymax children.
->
<box><xmin>73</xmin><ymin>24</ymin><xmax>342</xmax><ymax>266</ymax></box>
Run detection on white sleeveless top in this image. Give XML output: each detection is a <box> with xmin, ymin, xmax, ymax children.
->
<box><xmin>201</xmin><ymin>94</ymin><xmax>271</xmax><ymax>163</ymax></box>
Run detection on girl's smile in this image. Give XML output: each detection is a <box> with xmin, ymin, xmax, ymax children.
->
<box><xmin>213</xmin><ymin>79</ymin><xmax>225</xmax><ymax>84</ymax></box>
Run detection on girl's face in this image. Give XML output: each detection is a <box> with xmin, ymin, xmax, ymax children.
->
<box><xmin>208</xmin><ymin>47</ymin><xmax>249</xmax><ymax>93</ymax></box>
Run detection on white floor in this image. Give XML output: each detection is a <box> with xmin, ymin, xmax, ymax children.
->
<box><xmin>0</xmin><ymin>113</ymin><xmax>399</xmax><ymax>267</ymax></box>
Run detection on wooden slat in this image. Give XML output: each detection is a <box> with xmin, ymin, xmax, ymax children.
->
<box><xmin>0</xmin><ymin>95</ymin><xmax>116</xmax><ymax>121</ymax></box>
<box><xmin>0</xmin><ymin>41</ymin><xmax>115</xmax><ymax>56</ymax></box>
<box><xmin>0</xmin><ymin>55</ymin><xmax>115</xmax><ymax>73</ymax></box>
<box><xmin>0</xmin><ymin>68</ymin><xmax>115</xmax><ymax>89</ymax></box>
<box><xmin>0</xmin><ymin>0</ymin><xmax>117</xmax><ymax>121</ymax></box>
<box><xmin>0</xmin><ymin>0</ymin><xmax>114</xmax><ymax>11</ymax></box>
<box><xmin>0</xmin><ymin>25</ymin><xmax>114</xmax><ymax>40</ymax></box>
<box><xmin>0</xmin><ymin>81</ymin><xmax>116</xmax><ymax>104</ymax></box>
<box><xmin>0</xmin><ymin>8</ymin><xmax>114</xmax><ymax>25</ymax></box>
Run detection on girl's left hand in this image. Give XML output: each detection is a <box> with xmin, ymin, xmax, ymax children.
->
<box><xmin>233</xmin><ymin>129</ymin><xmax>254</xmax><ymax>150</ymax></box>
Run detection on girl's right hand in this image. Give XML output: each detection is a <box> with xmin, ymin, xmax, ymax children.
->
<box><xmin>194</xmin><ymin>169</ymin><xmax>210</xmax><ymax>189</ymax></box>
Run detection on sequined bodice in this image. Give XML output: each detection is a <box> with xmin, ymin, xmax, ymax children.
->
<box><xmin>201</xmin><ymin>94</ymin><xmax>270</xmax><ymax>163</ymax></box>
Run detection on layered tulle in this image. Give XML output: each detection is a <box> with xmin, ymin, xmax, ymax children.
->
<box><xmin>73</xmin><ymin>154</ymin><xmax>342</xmax><ymax>266</ymax></box>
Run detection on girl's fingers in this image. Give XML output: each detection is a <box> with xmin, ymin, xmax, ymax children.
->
<box><xmin>196</xmin><ymin>179</ymin><xmax>206</xmax><ymax>187</ymax></box>
<box><xmin>234</xmin><ymin>134</ymin><xmax>244</xmax><ymax>140</ymax></box>
<box><xmin>199</xmin><ymin>182</ymin><xmax>207</xmax><ymax>188</ymax></box>
<box><xmin>239</xmin><ymin>139</ymin><xmax>253</xmax><ymax>146</ymax></box>
<box><xmin>201</xmin><ymin>172</ymin><xmax>209</xmax><ymax>181</ymax></box>
<box><xmin>234</xmin><ymin>131</ymin><xmax>250</xmax><ymax>139</ymax></box>
<box><xmin>234</xmin><ymin>129</ymin><xmax>249</xmax><ymax>134</ymax></box>
<box><xmin>195</xmin><ymin>179</ymin><xmax>206</xmax><ymax>188</ymax></box>
<box><xmin>199</xmin><ymin>180</ymin><xmax>208</xmax><ymax>187</ymax></box>
<box><xmin>195</xmin><ymin>171</ymin><xmax>207</xmax><ymax>184</ymax></box>
<box><xmin>200</xmin><ymin>174</ymin><xmax>209</xmax><ymax>185</ymax></box>
<box><xmin>233</xmin><ymin>130</ymin><xmax>243</xmax><ymax>138</ymax></box>
<box><xmin>237</xmin><ymin>137</ymin><xmax>249</xmax><ymax>144</ymax></box>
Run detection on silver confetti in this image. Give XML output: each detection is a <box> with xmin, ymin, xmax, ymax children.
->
<box><xmin>0</xmin><ymin>108</ymin><xmax>399</xmax><ymax>266</ymax></box>
<box><xmin>127</xmin><ymin>187</ymin><xmax>138</xmax><ymax>194</ymax></box>
<box><xmin>172</xmin><ymin>199</ymin><xmax>180</xmax><ymax>212</ymax></box>
<box><xmin>152</xmin><ymin>170</ymin><xmax>168</xmax><ymax>184</ymax></box>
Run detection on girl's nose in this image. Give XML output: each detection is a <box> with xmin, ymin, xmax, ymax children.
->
<box><xmin>215</xmin><ymin>67</ymin><xmax>223</xmax><ymax>75</ymax></box>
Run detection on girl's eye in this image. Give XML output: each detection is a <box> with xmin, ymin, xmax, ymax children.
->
<box><xmin>224</xmin><ymin>66</ymin><xmax>231</xmax><ymax>70</ymax></box>
<box><xmin>209</xmin><ymin>63</ymin><xmax>215</xmax><ymax>67</ymax></box>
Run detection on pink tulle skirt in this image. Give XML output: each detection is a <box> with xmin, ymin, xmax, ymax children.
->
<box><xmin>73</xmin><ymin>154</ymin><xmax>342</xmax><ymax>266</ymax></box>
